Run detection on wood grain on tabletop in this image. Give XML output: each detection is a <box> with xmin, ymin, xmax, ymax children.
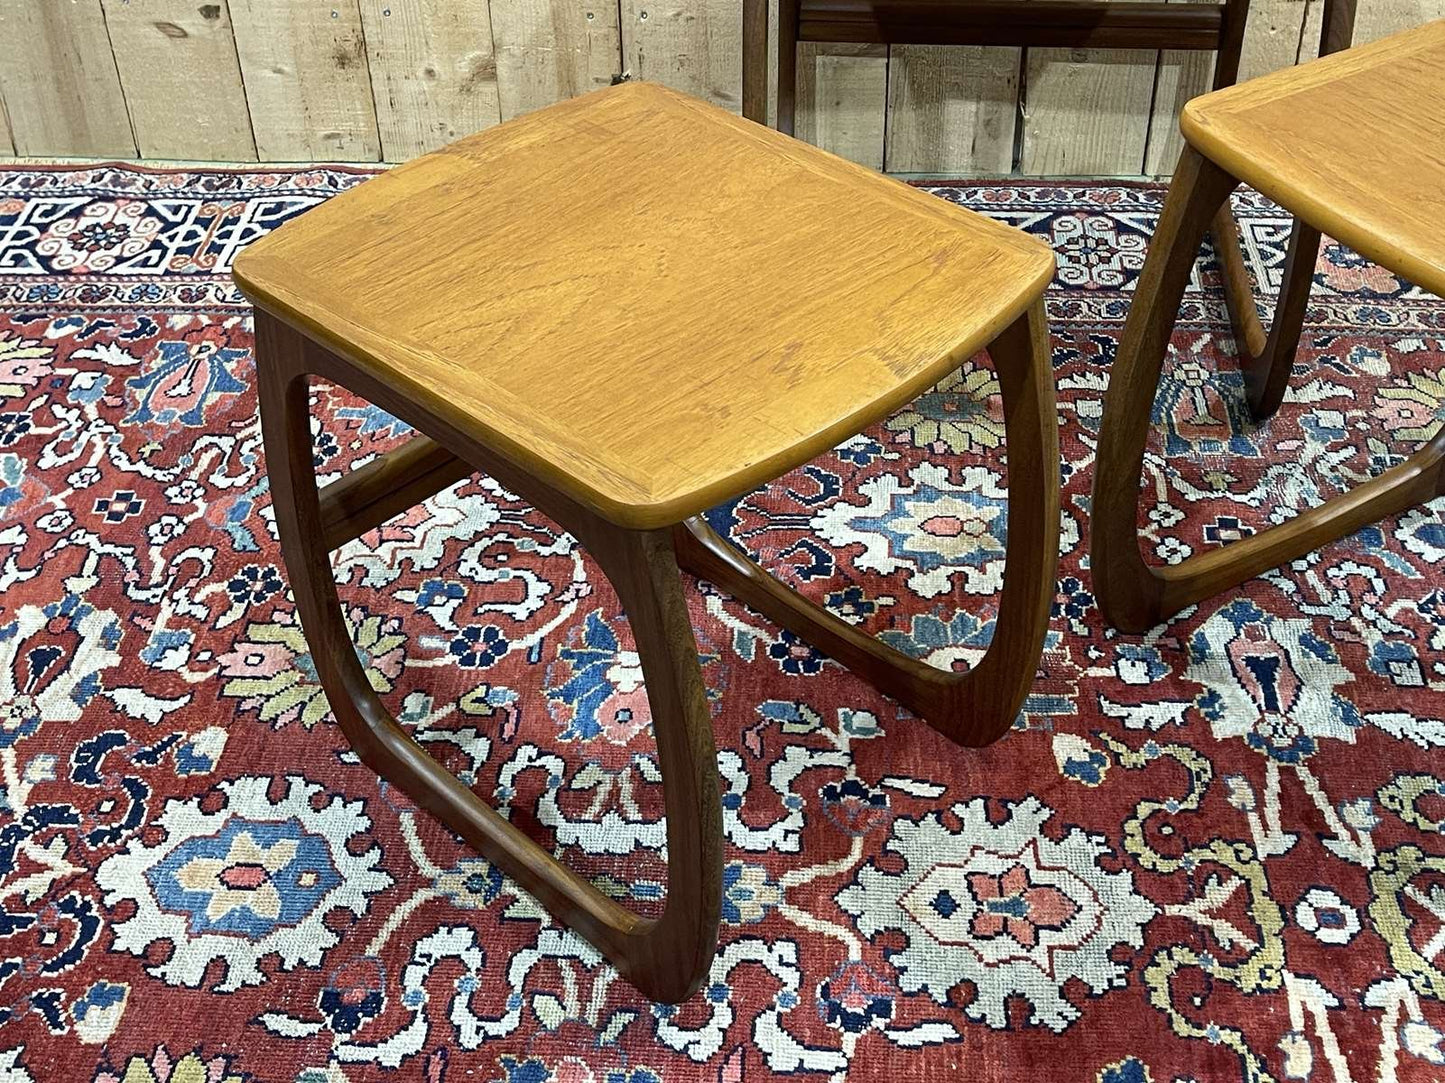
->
<box><xmin>234</xmin><ymin>80</ymin><xmax>1054</xmax><ymax>529</ymax></box>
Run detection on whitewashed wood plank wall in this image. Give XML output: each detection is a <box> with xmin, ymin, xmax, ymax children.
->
<box><xmin>0</xmin><ymin>0</ymin><xmax>1440</xmax><ymax>172</ymax></box>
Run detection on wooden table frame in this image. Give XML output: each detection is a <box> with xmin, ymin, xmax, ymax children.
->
<box><xmin>255</xmin><ymin>291</ymin><xmax>1059</xmax><ymax>1002</ymax></box>
<box><xmin>1089</xmin><ymin>3</ymin><xmax>1414</xmax><ymax>635</ymax></box>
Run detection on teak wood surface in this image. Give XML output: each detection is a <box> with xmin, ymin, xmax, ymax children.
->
<box><xmin>1092</xmin><ymin>19</ymin><xmax>1445</xmax><ymax>633</ymax></box>
<box><xmin>234</xmin><ymin>79</ymin><xmax>1054</xmax><ymax>532</ymax></box>
<box><xmin>242</xmin><ymin>81</ymin><xmax>1064</xmax><ymax>1001</ymax></box>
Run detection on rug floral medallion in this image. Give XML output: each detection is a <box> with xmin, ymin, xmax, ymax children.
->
<box><xmin>0</xmin><ymin>164</ymin><xmax>1444</xmax><ymax>1083</ymax></box>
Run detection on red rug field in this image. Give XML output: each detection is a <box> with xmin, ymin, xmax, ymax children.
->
<box><xmin>1</xmin><ymin>164</ymin><xmax>1444</xmax><ymax>1082</ymax></box>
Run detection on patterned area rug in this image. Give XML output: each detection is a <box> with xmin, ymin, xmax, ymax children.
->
<box><xmin>1</xmin><ymin>164</ymin><xmax>1445</xmax><ymax>1083</ymax></box>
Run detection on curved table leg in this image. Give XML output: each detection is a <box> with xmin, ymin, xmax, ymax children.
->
<box><xmin>1205</xmin><ymin>0</ymin><xmax>1355</xmax><ymax>423</ymax></box>
<box><xmin>1092</xmin><ymin>146</ymin><xmax>1241</xmax><ymax>632</ymax></box>
<box><xmin>1210</xmin><ymin>207</ymin><xmax>1321</xmax><ymax>421</ymax></box>
<box><xmin>1092</xmin><ymin>146</ymin><xmax>1445</xmax><ymax>634</ymax></box>
<box><xmin>257</xmin><ymin>312</ymin><xmax>722</xmax><ymax>1004</ymax></box>
<box><xmin>676</xmin><ymin>298</ymin><xmax>1061</xmax><ymax>748</ymax></box>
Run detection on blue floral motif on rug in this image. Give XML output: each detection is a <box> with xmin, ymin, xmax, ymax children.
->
<box><xmin>0</xmin><ymin>163</ymin><xmax>1444</xmax><ymax>1082</ymax></box>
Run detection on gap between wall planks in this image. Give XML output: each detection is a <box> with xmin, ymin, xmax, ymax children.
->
<box><xmin>0</xmin><ymin>0</ymin><xmax>136</xmax><ymax>158</ymax></box>
<box><xmin>0</xmin><ymin>90</ymin><xmax>12</xmax><ymax>157</ymax></box>
<box><xmin>1020</xmin><ymin>1</ymin><xmax>1160</xmax><ymax>176</ymax></box>
<box><xmin>493</xmin><ymin>0</ymin><xmax>620</xmax><ymax>124</ymax></box>
<box><xmin>229</xmin><ymin>0</ymin><xmax>381</xmax><ymax>161</ymax></box>
<box><xmin>1</xmin><ymin>0</ymin><xmax>1442</xmax><ymax>170</ymax></box>
<box><xmin>796</xmin><ymin>42</ymin><xmax>889</xmax><ymax>168</ymax></box>
<box><xmin>359</xmin><ymin>0</ymin><xmax>501</xmax><ymax>159</ymax></box>
<box><xmin>885</xmin><ymin>45</ymin><xmax>1019</xmax><ymax>174</ymax></box>
<box><xmin>101</xmin><ymin>0</ymin><xmax>256</xmax><ymax>160</ymax></box>
<box><xmin>623</xmin><ymin>0</ymin><xmax>743</xmax><ymax>113</ymax></box>
<box><xmin>1328</xmin><ymin>0</ymin><xmax>1445</xmax><ymax>44</ymax></box>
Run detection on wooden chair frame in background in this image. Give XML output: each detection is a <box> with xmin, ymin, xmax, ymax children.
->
<box><xmin>745</xmin><ymin>0</ymin><xmax>1256</xmax><ymax>136</ymax></box>
<box><xmin>742</xmin><ymin>0</ymin><xmax>1357</xmax><ymax>424</ymax></box>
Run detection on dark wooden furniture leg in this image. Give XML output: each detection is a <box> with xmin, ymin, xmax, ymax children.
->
<box><xmin>742</xmin><ymin>0</ymin><xmax>770</xmax><ymax>123</ymax></box>
<box><xmin>1091</xmin><ymin>146</ymin><xmax>1445</xmax><ymax>633</ymax></box>
<box><xmin>1206</xmin><ymin>0</ymin><xmax>1356</xmax><ymax>421</ymax></box>
<box><xmin>256</xmin><ymin>311</ymin><xmax>722</xmax><ymax>1004</ymax></box>
<box><xmin>1210</xmin><ymin>209</ymin><xmax>1321</xmax><ymax>419</ymax></box>
<box><xmin>676</xmin><ymin>298</ymin><xmax>1059</xmax><ymax>747</ymax></box>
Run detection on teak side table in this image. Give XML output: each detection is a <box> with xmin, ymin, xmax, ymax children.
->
<box><xmin>1092</xmin><ymin>20</ymin><xmax>1445</xmax><ymax>632</ymax></box>
<box><xmin>235</xmin><ymin>81</ymin><xmax>1061</xmax><ymax>1002</ymax></box>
